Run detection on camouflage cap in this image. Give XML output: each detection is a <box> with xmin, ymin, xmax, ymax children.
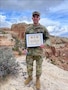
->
<box><xmin>32</xmin><ymin>11</ymin><xmax>40</xmax><ymax>16</ymax></box>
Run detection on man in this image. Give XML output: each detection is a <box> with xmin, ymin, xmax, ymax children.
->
<box><xmin>24</xmin><ymin>11</ymin><xmax>51</xmax><ymax>90</ymax></box>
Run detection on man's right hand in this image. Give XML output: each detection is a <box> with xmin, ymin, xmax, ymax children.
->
<box><xmin>23</xmin><ymin>49</ymin><xmax>28</xmax><ymax>55</ymax></box>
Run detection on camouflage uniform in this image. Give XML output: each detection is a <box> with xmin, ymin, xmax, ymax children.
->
<box><xmin>24</xmin><ymin>24</ymin><xmax>50</xmax><ymax>77</ymax></box>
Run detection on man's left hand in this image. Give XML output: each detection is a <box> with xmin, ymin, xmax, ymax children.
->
<box><xmin>40</xmin><ymin>44</ymin><xmax>45</xmax><ymax>48</ymax></box>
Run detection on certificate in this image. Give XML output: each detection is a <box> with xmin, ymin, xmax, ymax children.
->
<box><xmin>26</xmin><ymin>33</ymin><xmax>43</xmax><ymax>47</ymax></box>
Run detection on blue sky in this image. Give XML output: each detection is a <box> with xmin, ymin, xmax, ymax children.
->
<box><xmin>0</xmin><ymin>0</ymin><xmax>68</xmax><ymax>37</ymax></box>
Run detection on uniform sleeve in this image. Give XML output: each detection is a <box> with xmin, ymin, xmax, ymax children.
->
<box><xmin>43</xmin><ymin>27</ymin><xmax>51</xmax><ymax>46</ymax></box>
<box><xmin>23</xmin><ymin>27</ymin><xmax>29</xmax><ymax>49</ymax></box>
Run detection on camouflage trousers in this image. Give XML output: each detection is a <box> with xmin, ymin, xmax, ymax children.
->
<box><xmin>26</xmin><ymin>55</ymin><xmax>43</xmax><ymax>77</ymax></box>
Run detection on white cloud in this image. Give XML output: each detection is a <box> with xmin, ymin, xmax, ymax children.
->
<box><xmin>47</xmin><ymin>25</ymin><xmax>68</xmax><ymax>37</ymax></box>
<box><xmin>0</xmin><ymin>14</ymin><xmax>32</xmax><ymax>27</ymax></box>
<box><xmin>0</xmin><ymin>14</ymin><xmax>12</xmax><ymax>28</ymax></box>
<box><xmin>47</xmin><ymin>26</ymin><xmax>56</xmax><ymax>32</ymax></box>
<box><xmin>10</xmin><ymin>15</ymin><xmax>32</xmax><ymax>24</ymax></box>
<box><xmin>0</xmin><ymin>0</ymin><xmax>64</xmax><ymax>11</ymax></box>
<box><xmin>0</xmin><ymin>15</ymin><xmax>6</xmax><ymax>22</ymax></box>
<box><xmin>49</xmin><ymin>0</ymin><xmax>68</xmax><ymax>12</ymax></box>
<box><xmin>40</xmin><ymin>18</ymin><xmax>60</xmax><ymax>26</ymax></box>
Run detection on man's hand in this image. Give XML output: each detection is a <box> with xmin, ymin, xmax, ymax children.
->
<box><xmin>40</xmin><ymin>44</ymin><xmax>51</xmax><ymax>49</ymax></box>
<box><xmin>23</xmin><ymin>49</ymin><xmax>28</xmax><ymax>55</ymax></box>
<box><xmin>40</xmin><ymin>44</ymin><xmax>45</xmax><ymax>48</ymax></box>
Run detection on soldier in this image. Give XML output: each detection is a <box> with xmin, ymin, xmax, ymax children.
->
<box><xmin>24</xmin><ymin>11</ymin><xmax>51</xmax><ymax>90</ymax></box>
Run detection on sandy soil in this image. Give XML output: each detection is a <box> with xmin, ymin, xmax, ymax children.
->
<box><xmin>0</xmin><ymin>55</ymin><xmax>68</xmax><ymax>90</ymax></box>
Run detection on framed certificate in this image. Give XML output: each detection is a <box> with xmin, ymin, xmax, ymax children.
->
<box><xmin>26</xmin><ymin>33</ymin><xmax>43</xmax><ymax>47</ymax></box>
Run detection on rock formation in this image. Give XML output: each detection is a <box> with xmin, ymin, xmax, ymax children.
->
<box><xmin>11</xmin><ymin>23</ymin><xmax>27</xmax><ymax>39</ymax></box>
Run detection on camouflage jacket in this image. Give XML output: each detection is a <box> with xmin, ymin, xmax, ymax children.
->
<box><xmin>24</xmin><ymin>24</ymin><xmax>51</xmax><ymax>56</ymax></box>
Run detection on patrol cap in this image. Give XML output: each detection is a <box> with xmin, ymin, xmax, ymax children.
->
<box><xmin>32</xmin><ymin>11</ymin><xmax>40</xmax><ymax>17</ymax></box>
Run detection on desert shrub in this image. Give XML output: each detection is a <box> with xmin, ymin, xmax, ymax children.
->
<box><xmin>18</xmin><ymin>50</ymin><xmax>22</xmax><ymax>55</ymax></box>
<box><xmin>12</xmin><ymin>46</ymin><xmax>19</xmax><ymax>51</ymax></box>
<box><xmin>12</xmin><ymin>36</ymin><xmax>24</xmax><ymax>55</ymax></box>
<box><xmin>0</xmin><ymin>47</ymin><xmax>19</xmax><ymax>80</ymax></box>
